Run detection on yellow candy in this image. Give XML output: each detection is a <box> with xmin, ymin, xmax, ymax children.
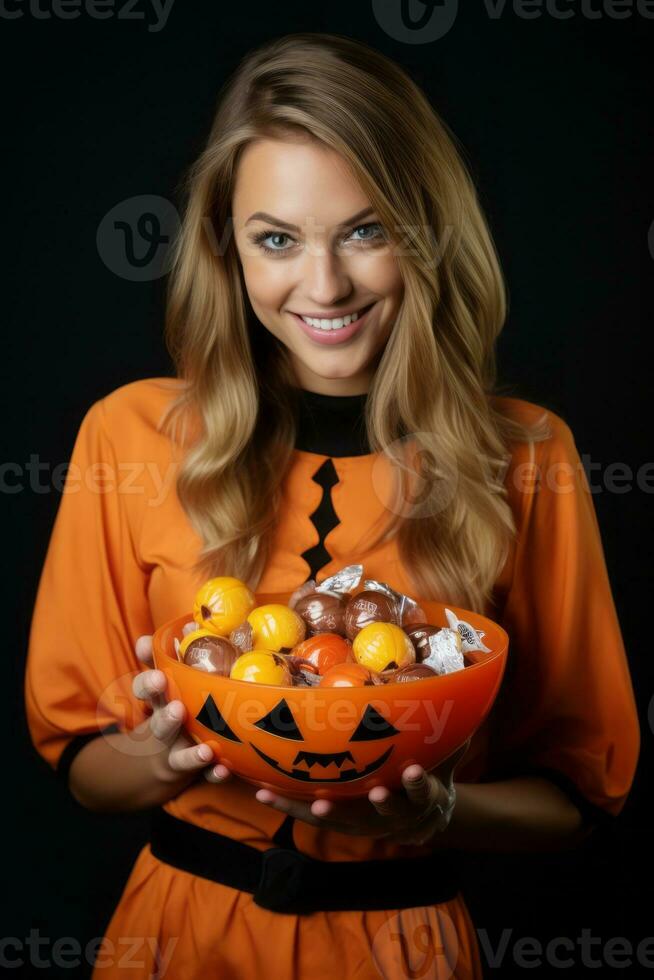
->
<box><xmin>230</xmin><ymin>650</ymin><xmax>293</xmax><ymax>686</ymax></box>
<box><xmin>352</xmin><ymin>622</ymin><xmax>416</xmax><ymax>673</ymax></box>
<box><xmin>179</xmin><ymin>628</ymin><xmax>218</xmax><ymax>659</ymax></box>
<box><xmin>246</xmin><ymin>603</ymin><xmax>306</xmax><ymax>652</ymax></box>
<box><xmin>193</xmin><ymin>576</ymin><xmax>256</xmax><ymax>636</ymax></box>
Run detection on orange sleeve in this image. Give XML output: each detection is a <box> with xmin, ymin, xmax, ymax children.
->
<box><xmin>486</xmin><ymin>412</ymin><xmax>640</xmax><ymax>825</ymax></box>
<box><xmin>24</xmin><ymin>397</ymin><xmax>154</xmax><ymax>783</ymax></box>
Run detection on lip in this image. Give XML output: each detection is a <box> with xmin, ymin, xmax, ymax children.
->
<box><xmin>290</xmin><ymin>303</ymin><xmax>376</xmax><ymax>346</ymax></box>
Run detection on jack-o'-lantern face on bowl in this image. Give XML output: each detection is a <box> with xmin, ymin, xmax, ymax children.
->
<box><xmin>152</xmin><ymin>593</ymin><xmax>509</xmax><ymax>801</ymax></box>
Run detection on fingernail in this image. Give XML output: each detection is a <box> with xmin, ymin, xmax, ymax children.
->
<box><xmin>169</xmin><ymin>703</ymin><xmax>182</xmax><ymax>720</ymax></box>
<box><xmin>371</xmin><ymin>790</ymin><xmax>389</xmax><ymax>803</ymax></box>
<box><xmin>197</xmin><ymin>745</ymin><xmax>212</xmax><ymax>761</ymax></box>
<box><xmin>256</xmin><ymin>790</ymin><xmax>274</xmax><ymax>804</ymax></box>
<box><xmin>212</xmin><ymin>765</ymin><xmax>225</xmax><ymax>780</ymax></box>
<box><xmin>404</xmin><ymin>767</ymin><xmax>423</xmax><ymax>782</ymax></box>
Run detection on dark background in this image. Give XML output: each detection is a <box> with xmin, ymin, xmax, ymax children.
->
<box><xmin>3</xmin><ymin>2</ymin><xmax>652</xmax><ymax>977</ymax></box>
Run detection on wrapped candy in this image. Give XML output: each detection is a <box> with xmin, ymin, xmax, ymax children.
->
<box><xmin>363</xmin><ymin>578</ymin><xmax>426</xmax><ymax>627</ymax></box>
<box><xmin>421</xmin><ymin>628</ymin><xmax>465</xmax><ymax>676</ymax></box>
<box><xmin>182</xmin><ymin>633</ymin><xmax>240</xmax><ymax>675</ymax></box>
<box><xmin>444</xmin><ymin>607</ymin><xmax>491</xmax><ymax>653</ymax></box>
<box><xmin>293</xmin><ymin>564</ymin><xmax>364</xmax><ymax>636</ymax></box>
<box><xmin>344</xmin><ymin>590</ymin><xmax>400</xmax><ymax>640</ymax></box>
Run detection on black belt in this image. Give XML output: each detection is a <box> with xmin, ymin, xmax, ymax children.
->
<box><xmin>149</xmin><ymin>807</ymin><xmax>461</xmax><ymax>915</ymax></box>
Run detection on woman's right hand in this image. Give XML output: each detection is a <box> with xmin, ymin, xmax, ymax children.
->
<box><xmin>132</xmin><ymin>626</ymin><xmax>233</xmax><ymax>787</ymax></box>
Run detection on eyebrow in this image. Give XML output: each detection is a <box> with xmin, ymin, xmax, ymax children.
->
<box><xmin>245</xmin><ymin>206</ymin><xmax>375</xmax><ymax>232</ymax></box>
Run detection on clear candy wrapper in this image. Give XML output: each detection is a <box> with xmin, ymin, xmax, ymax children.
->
<box><xmin>422</xmin><ymin>628</ymin><xmax>465</xmax><ymax>675</ymax></box>
<box><xmin>363</xmin><ymin>578</ymin><xmax>424</xmax><ymax>626</ymax></box>
<box><xmin>444</xmin><ymin>608</ymin><xmax>491</xmax><ymax>653</ymax></box>
<box><xmin>317</xmin><ymin>564</ymin><xmax>364</xmax><ymax>596</ymax></box>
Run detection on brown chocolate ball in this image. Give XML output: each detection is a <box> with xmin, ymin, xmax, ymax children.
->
<box><xmin>387</xmin><ymin>663</ymin><xmax>438</xmax><ymax>683</ymax></box>
<box><xmin>403</xmin><ymin>623</ymin><xmax>443</xmax><ymax>662</ymax></box>
<box><xmin>183</xmin><ymin>635</ymin><xmax>240</xmax><ymax>675</ymax></box>
<box><xmin>294</xmin><ymin>591</ymin><xmax>347</xmax><ymax>636</ymax></box>
<box><xmin>344</xmin><ymin>590</ymin><xmax>399</xmax><ymax>641</ymax></box>
<box><xmin>229</xmin><ymin>621</ymin><xmax>254</xmax><ymax>653</ymax></box>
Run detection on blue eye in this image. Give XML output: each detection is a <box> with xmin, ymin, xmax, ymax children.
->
<box><xmin>249</xmin><ymin>222</ymin><xmax>385</xmax><ymax>257</ymax></box>
<box><xmin>350</xmin><ymin>223</ymin><xmax>384</xmax><ymax>242</ymax></box>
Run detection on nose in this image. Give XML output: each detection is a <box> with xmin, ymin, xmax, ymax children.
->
<box><xmin>300</xmin><ymin>243</ymin><xmax>353</xmax><ymax>309</ymax></box>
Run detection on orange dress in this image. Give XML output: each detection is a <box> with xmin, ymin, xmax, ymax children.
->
<box><xmin>24</xmin><ymin>378</ymin><xmax>640</xmax><ymax>979</ymax></box>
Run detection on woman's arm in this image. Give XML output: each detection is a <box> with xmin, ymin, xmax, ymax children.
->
<box><xmin>68</xmin><ymin>718</ymin><xmax>200</xmax><ymax>813</ymax></box>
<box><xmin>68</xmin><ymin>635</ymin><xmax>226</xmax><ymax>814</ymax></box>
<box><xmin>427</xmin><ymin>776</ymin><xmax>589</xmax><ymax>852</ymax></box>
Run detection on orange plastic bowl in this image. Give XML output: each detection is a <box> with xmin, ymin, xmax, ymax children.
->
<box><xmin>152</xmin><ymin>593</ymin><xmax>508</xmax><ymax>801</ymax></box>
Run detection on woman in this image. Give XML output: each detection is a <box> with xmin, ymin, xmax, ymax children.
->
<box><xmin>25</xmin><ymin>32</ymin><xmax>639</xmax><ymax>979</ymax></box>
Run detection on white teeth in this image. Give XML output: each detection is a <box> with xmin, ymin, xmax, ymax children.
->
<box><xmin>300</xmin><ymin>311</ymin><xmax>360</xmax><ymax>330</ymax></box>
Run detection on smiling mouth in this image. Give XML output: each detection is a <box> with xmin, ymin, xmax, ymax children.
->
<box><xmin>292</xmin><ymin>302</ymin><xmax>375</xmax><ymax>322</ymax></box>
<box><xmin>250</xmin><ymin>743</ymin><xmax>394</xmax><ymax>782</ymax></box>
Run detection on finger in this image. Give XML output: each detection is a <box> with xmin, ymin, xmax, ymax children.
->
<box><xmin>255</xmin><ymin>790</ymin><xmax>324</xmax><ymax>827</ymax></box>
<box><xmin>168</xmin><ymin>740</ymin><xmax>215</xmax><ymax>772</ymax></box>
<box><xmin>402</xmin><ymin>768</ymin><xmax>441</xmax><ymax>809</ymax></box>
<box><xmin>135</xmin><ymin>635</ymin><xmax>154</xmax><ymax>667</ymax></box>
<box><xmin>368</xmin><ymin>785</ymin><xmax>409</xmax><ymax>818</ymax></box>
<box><xmin>149</xmin><ymin>699</ymin><xmax>186</xmax><ymax>741</ymax></box>
<box><xmin>310</xmin><ymin>798</ymin><xmax>334</xmax><ymax>818</ymax></box>
<box><xmin>204</xmin><ymin>763</ymin><xmax>232</xmax><ymax>784</ymax></box>
<box><xmin>132</xmin><ymin>669</ymin><xmax>168</xmax><ymax>709</ymax></box>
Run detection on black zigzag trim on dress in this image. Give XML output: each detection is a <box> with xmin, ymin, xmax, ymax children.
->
<box><xmin>300</xmin><ymin>458</ymin><xmax>341</xmax><ymax>582</ymax></box>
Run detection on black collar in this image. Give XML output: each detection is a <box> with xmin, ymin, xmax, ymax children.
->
<box><xmin>294</xmin><ymin>388</ymin><xmax>371</xmax><ymax>457</ymax></box>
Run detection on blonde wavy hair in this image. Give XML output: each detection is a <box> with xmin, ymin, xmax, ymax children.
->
<box><xmin>158</xmin><ymin>31</ymin><xmax>551</xmax><ymax>613</ymax></box>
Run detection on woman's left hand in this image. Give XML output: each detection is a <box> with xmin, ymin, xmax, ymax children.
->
<box><xmin>255</xmin><ymin>739</ymin><xmax>471</xmax><ymax>846</ymax></box>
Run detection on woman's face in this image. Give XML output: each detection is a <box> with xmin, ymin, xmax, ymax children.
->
<box><xmin>231</xmin><ymin>137</ymin><xmax>404</xmax><ymax>395</ymax></box>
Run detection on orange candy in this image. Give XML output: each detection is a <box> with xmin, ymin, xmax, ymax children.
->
<box><xmin>293</xmin><ymin>633</ymin><xmax>352</xmax><ymax>675</ymax></box>
<box><xmin>319</xmin><ymin>662</ymin><xmax>378</xmax><ymax>688</ymax></box>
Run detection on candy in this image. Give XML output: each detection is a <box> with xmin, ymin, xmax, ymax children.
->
<box><xmin>193</xmin><ymin>577</ymin><xmax>256</xmax><ymax>636</ymax></box>
<box><xmin>316</xmin><ymin>563</ymin><xmax>364</xmax><ymax>595</ymax></box>
<box><xmin>421</xmin><ymin>628</ymin><xmax>465</xmax><ymax>675</ymax></box>
<box><xmin>230</xmin><ymin>650</ymin><xmax>293</xmax><ymax>686</ymax></box>
<box><xmin>294</xmin><ymin>591</ymin><xmax>348</xmax><ymax>636</ymax></box>
<box><xmin>283</xmin><ymin>657</ymin><xmax>323</xmax><ymax>688</ymax></box>
<box><xmin>181</xmin><ymin>566</ymin><xmax>489</xmax><ymax>691</ymax></box>
<box><xmin>403</xmin><ymin>623</ymin><xmax>444</xmax><ymax>661</ymax></box>
<box><xmin>444</xmin><ymin>607</ymin><xmax>491</xmax><ymax>653</ymax></box>
<box><xmin>363</xmin><ymin>578</ymin><xmax>426</xmax><ymax>627</ymax></box>
<box><xmin>246</xmin><ymin>604</ymin><xmax>306</xmax><ymax>651</ymax></box>
<box><xmin>292</xmin><ymin>633</ymin><xmax>352</xmax><ymax>675</ymax></box>
<box><xmin>344</xmin><ymin>590</ymin><xmax>400</xmax><ymax>641</ymax></box>
<box><xmin>386</xmin><ymin>663</ymin><xmax>438</xmax><ymax>684</ymax></box>
<box><xmin>180</xmin><ymin>630</ymin><xmax>240</xmax><ymax>675</ymax></box>
<box><xmin>352</xmin><ymin>622</ymin><xmax>416</xmax><ymax>673</ymax></box>
<box><xmin>319</xmin><ymin>662</ymin><xmax>382</xmax><ymax>688</ymax></box>
<box><xmin>230</xmin><ymin>621</ymin><xmax>254</xmax><ymax>653</ymax></box>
